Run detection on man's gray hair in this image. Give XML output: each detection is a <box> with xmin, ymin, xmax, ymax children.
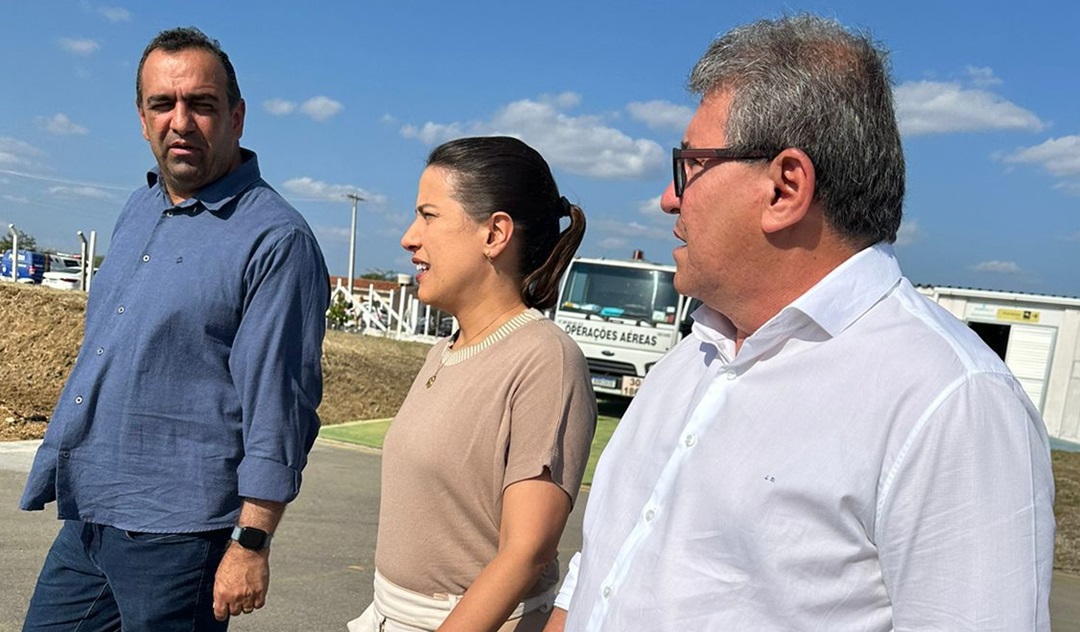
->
<box><xmin>689</xmin><ymin>15</ymin><xmax>905</xmax><ymax>247</ymax></box>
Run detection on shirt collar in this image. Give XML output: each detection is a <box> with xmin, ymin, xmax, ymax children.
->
<box><xmin>783</xmin><ymin>242</ymin><xmax>902</xmax><ymax>337</ymax></box>
<box><xmin>691</xmin><ymin>243</ymin><xmax>902</xmax><ymax>359</ymax></box>
<box><xmin>146</xmin><ymin>148</ymin><xmax>261</xmax><ymax>213</ymax></box>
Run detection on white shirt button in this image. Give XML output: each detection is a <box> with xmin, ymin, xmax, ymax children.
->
<box><xmin>117</xmin><ymin>306</ymin><xmax>125</xmax><ymax>314</ymax></box>
<box><xmin>726</xmin><ymin>370</ymin><xmax>737</xmax><ymax>380</ymax></box>
<box><xmin>166</xmin><ymin>211</ymin><xmax>174</xmax><ymax>217</ymax></box>
<box><xmin>96</xmin><ymin>348</ymin><xmax>104</xmax><ymax>355</ymax></box>
<box><xmin>74</xmin><ymin>396</ymin><xmax>83</xmax><ymax>404</ymax></box>
<box><xmin>602</xmin><ymin>586</ymin><xmax>612</xmax><ymax>598</ymax></box>
<box><xmin>684</xmin><ymin>434</ymin><xmax>697</xmax><ymax>447</ymax></box>
<box><xmin>142</xmin><ymin>254</ymin><xmax>150</xmax><ymax>262</ymax></box>
<box><xmin>645</xmin><ymin>509</ymin><xmax>656</xmax><ymax>522</ymax></box>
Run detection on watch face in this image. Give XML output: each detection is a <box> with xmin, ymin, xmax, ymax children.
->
<box><xmin>235</xmin><ymin>527</ymin><xmax>268</xmax><ymax>550</ymax></box>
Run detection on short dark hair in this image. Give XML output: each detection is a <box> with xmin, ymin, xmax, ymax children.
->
<box><xmin>135</xmin><ymin>27</ymin><xmax>242</xmax><ymax>109</ymax></box>
<box><xmin>427</xmin><ymin>136</ymin><xmax>586</xmax><ymax>310</ymax></box>
<box><xmin>689</xmin><ymin>15</ymin><xmax>905</xmax><ymax>248</ymax></box>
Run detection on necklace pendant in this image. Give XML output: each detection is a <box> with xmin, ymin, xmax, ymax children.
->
<box><xmin>426</xmin><ymin>374</ymin><xmax>437</xmax><ymax>388</ymax></box>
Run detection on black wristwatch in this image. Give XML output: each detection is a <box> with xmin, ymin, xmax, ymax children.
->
<box><xmin>231</xmin><ymin>526</ymin><xmax>273</xmax><ymax>551</ymax></box>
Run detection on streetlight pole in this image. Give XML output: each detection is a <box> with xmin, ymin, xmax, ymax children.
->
<box><xmin>7</xmin><ymin>224</ymin><xmax>17</xmax><ymax>282</ymax></box>
<box><xmin>344</xmin><ymin>193</ymin><xmax>364</xmax><ymax>294</ymax></box>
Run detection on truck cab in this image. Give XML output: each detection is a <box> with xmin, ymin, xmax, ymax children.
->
<box><xmin>554</xmin><ymin>256</ymin><xmax>694</xmax><ymax>397</ymax></box>
<box><xmin>1</xmin><ymin>249</ymin><xmax>46</xmax><ymax>284</ymax></box>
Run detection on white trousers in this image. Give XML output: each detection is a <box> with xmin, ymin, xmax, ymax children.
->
<box><xmin>346</xmin><ymin>569</ymin><xmax>554</xmax><ymax>632</ymax></box>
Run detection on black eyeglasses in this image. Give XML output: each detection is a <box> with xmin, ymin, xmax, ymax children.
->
<box><xmin>672</xmin><ymin>147</ymin><xmax>776</xmax><ymax>198</ymax></box>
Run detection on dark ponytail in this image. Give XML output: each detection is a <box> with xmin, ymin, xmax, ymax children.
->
<box><xmin>522</xmin><ymin>202</ymin><xmax>585</xmax><ymax>309</ymax></box>
<box><xmin>426</xmin><ymin>136</ymin><xmax>586</xmax><ymax>310</ymax></box>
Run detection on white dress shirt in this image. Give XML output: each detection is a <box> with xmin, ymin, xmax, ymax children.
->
<box><xmin>557</xmin><ymin>244</ymin><xmax>1055</xmax><ymax>631</ymax></box>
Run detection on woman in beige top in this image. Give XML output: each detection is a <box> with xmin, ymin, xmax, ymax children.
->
<box><xmin>349</xmin><ymin>136</ymin><xmax>597</xmax><ymax>632</ymax></box>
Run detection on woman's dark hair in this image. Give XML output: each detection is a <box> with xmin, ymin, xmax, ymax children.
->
<box><xmin>427</xmin><ymin>136</ymin><xmax>586</xmax><ymax>310</ymax></box>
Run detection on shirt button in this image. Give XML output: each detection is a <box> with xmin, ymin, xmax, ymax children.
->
<box><xmin>60</xmin><ymin>450</ymin><xmax>70</xmax><ymax>459</ymax></box>
<box><xmin>726</xmin><ymin>370</ymin><xmax>737</xmax><ymax>380</ymax></box>
<box><xmin>142</xmin><ymin>254</ymin><xmax>151</xmax><ymax>262</ymax></box>
<box><xmin>74</xmin><ymin>396</ymin><xmax>83</xmax><ymax>405</ymax></box>
<box><xmin>644</xmin><ymin>509</ymin><xmax>656</xmax><ymax>522</ymax></box>
<box><xmin>96</xmin><ymin>347</ymin><xmax>104</xmax><ymax>355</ymax></box>
<box><xmin>117</xmin><ymin>306</ymin><xmax>125</xmax><ymax>314</ymax></box>
<box><xmin>166</xmin><ymin>211</ymin><xmax>174</xmax><ymax>217</ymax></box>
<box><xmin>684</xmin><ymin>434</ymin><xmax>697</xmax><ymax>447</ymax></box>
<box><xmin>602</xmin><ymin>586</ymin><xmax>612</xmax><ymax>598</ymax></box>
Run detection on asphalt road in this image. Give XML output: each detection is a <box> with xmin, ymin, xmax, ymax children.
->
<box><xmin>1</xmin><ymin>439</ymin><xmax>1074</xmax><ymax>631</ymax></box>
<box><xmin>0</xmin><ymin>440</ymin><xmax>585</xmax><ymax>632</ymax></box>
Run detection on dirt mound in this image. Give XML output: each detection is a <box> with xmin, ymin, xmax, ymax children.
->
<box><xmin>0</xmin><ymin>283</ymin><xmax>85</xmax><ymax>439</ymax></box>
<box><xmin>0</xmin><ymin>282</ymin><xmax>430</xmax><ymax>440</ymax></box>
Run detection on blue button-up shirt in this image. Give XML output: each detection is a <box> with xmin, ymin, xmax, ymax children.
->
<box><xmin>20</xmin><ymin>150</ymin><xmax>329</xmax><ymax>533</ymax></box>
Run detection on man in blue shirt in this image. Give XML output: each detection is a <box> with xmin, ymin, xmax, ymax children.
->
<box><xmin>20</xmin><ymin>27</ymin><xmax>329</xmax><ymax>631</ymax></box>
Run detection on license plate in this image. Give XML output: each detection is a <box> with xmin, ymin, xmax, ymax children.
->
<box><xmin>621</xmin><ymin>376</ymin><xmax>643</xmax><ymax>396</ymax></box>
<box><xmin>591</xmin><ymin>375</ymin><xmax>617</xmax><ymax>389</ymax></box>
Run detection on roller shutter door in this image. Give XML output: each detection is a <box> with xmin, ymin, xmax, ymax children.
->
<box><xmin>1004</xmin><ymin>324</ymin><xmax>1056</xmax><ymax>411</ymax></box>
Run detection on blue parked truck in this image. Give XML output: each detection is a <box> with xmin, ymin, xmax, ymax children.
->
<box><xmin>1</xmin><ymin>249</ymin><xmax>47</xmax><ymax>283</ymax></box>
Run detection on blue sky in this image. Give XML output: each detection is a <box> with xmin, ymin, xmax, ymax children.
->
<box><xmin>1</xmin><ymin>1</ymin><xmax>1078</xmax><ymax>296</ymax></box>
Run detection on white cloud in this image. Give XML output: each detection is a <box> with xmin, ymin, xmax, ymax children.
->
<box><xmin>48</xmin><ymin>185</ymin><xmax>114</xmax><ymax>201</ymax></box>
<box><xmin>0</xmin><ymin>138</ymin><xmax>43</xmax><ymax>167</ymax></box>
<box><xmin>380</xmin><ymin>114</ymin><xmax>397</xmax><ymax>125</ymax></box>
<box><xmin>58</xmin><ymin>38</ymin><xmax>100</xmax><ymax>56</ymax></box>
<box><xmin>969</xmin><ymin>260</ymin><xmax>1022</xmax><ymax>274</ymax></box>
<box><xmin>300</xmin><ymin>96</ymin><xmax>344</xmax><ymax>122</ymax></box>
<box><xmin>966</xmin><ymin>66</ymin><xmax>1002</xmax><ymax>88</ymax></box>
<box><xmin>894</xmin><ymin>81</ymin><xmax>1045</xmax><ymax>136</ymax></box>
<box><xmin>592</xmin><ymin>218</ymin><xmax>671</xmax><ymax>241</ymax></box>
<box><xmin>2</xmin><ymin>194</ymin><xmax>30</xmax><ymax>204</ymax></box>
<box><xmin>1054</xmin><ymin>181</ymin><xmax>1080</xmax><ymax>196</ymax></box>
<box><xmin>401</xmin><ymin>122</ymin><xmax>465</xmax><ymax>145</ymax></box>
<box><xmin>400</xmin><ymin>95</ymin><xmax>665</xmax><ymax>180</ymax></box>
<box><xmin>1001</xmin><ymin>135</ymin><xmax>1080</xmax><ymax>178</ymax></box>
<box><xmin>543</xmin><ymin>92</ymin><xmax>582</xmax><ymax>109</ymax></box>
<box><xmin>37</xmin><ymin>113</ymin><xmax>89</xmax><ymax>136</ymax></box>
<box><xmin>636</xmin><ymin>195</ymin><xmax>664</xmax><ymax>216</ymax></box>
<box><xmin>313</xmin><ymin>225</ymin><xmax>354</xmax><ymax>243</ymax></box>
<box><xmin>627</xmin><ymin>100</ymin><xmax>694</xmax><ymax>132</ymax></box>
<box><xmin>96</xmin><ymin>5</ymin><xmax>130</xmax><ymax>21</ymax></box>
<box><xmin>263</xmin><ymin>99</ymin><xmax>297</xmax><ymax>116</ymax></box>
<box><xmin>80</xmin><ymin>1</ymin><xmax>130</xmax><ymax>21</ymax></box>
<box><xmin>281</xmin><ymin>177</ymin><xmax>385</xmax><ymax>204</ymax></box>
<box><xmin>1063</xmin><ymin>231</ymin><xmax>1080</xmax><ymax>242</ymax></box>
<box><xmin>598</xmin><ymin>237</ymin><xmax>630</xmax><ymax>251</ymax></box>
<box><xmin>895</xmin><ymin>218</ymin><xmax>922</xmax><ymax>246</ymax></box>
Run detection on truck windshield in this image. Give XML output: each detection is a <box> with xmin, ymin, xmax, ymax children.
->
<box><xmin>559</xmin><ymin>262</ymin><xmax>680</xmax><ymax>325</ymax></box>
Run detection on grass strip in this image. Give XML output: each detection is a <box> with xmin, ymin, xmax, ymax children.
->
<box><xmin>319</xmin><ymin>416</ymin><xmax>620</xmax><ymax>487</ymax></box>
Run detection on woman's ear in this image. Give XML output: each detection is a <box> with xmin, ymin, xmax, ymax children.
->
<box><xmin>485</xmin><ymin>211</ymin><xmax>515</xmax><ymax>258</ymax></box>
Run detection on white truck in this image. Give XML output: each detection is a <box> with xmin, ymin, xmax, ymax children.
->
<box><xmin>554</xmin><ymin>256</ymin><xmax>696</xmax><ymax>397</ymax></box>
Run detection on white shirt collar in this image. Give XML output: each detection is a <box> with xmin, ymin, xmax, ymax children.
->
<box><xmin>690</xmin><ymin>243</ymin><xmax>903</xmax><ymax>363</ymax></box>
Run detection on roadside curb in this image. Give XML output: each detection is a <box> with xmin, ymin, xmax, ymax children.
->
<box><xmin>315</xmin><ymin>436</ymin><xmax>382</xmax><ymax>454</ymax></box>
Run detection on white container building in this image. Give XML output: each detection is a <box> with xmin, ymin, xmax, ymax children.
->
<box><xmin>918</xmin><ymin>286</ymin><xmax>1080</xmax><ymax>443</ymax></box>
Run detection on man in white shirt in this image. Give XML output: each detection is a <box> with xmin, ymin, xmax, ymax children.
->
<box><xmin>544</xmin><ymin>15</ymin><xmax>1055</xmax><ymax>632</ymax></box>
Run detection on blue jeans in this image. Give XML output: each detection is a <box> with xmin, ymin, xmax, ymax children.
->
<box><xmin>23</xmin><ymin>520</ymin><xmax>231</xmax><ymax>631</ymax></box>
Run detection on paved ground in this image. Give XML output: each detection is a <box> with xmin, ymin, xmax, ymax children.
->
<box><xmin>0</xmin><ymin>440</ymin><xmax>586</xmax><ymax>632</ymax></box>
<box><xmin>0</xmin><ymin>439</ymin><xmax>1073</xmax><ymax>631</ymax></box>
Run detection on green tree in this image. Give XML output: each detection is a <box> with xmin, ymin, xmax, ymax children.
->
<box><xmin>0</xmin><ymin>229</ymin><xmax>37</xmax><ymax>252</ymax></box>
<box><xmin>359</xmin><ymin>268</ymin><xmax>398</xmax><ymax>281</ymax></box>
<box><xmin>326</xmin><ymin>291</ymin><xmax>352</xmax><ymax>330</ymax></box>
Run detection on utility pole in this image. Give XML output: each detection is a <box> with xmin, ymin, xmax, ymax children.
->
<box><xmin>344</xmin><ymin>193</ymin><xmax>364</xmax><ymax>294</ymax></box>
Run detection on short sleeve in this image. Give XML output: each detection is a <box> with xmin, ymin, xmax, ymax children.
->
<box><xmin>503</xmin><ymin>326</ymin><xmax>597</xmax><ymax>504</ymax></box>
